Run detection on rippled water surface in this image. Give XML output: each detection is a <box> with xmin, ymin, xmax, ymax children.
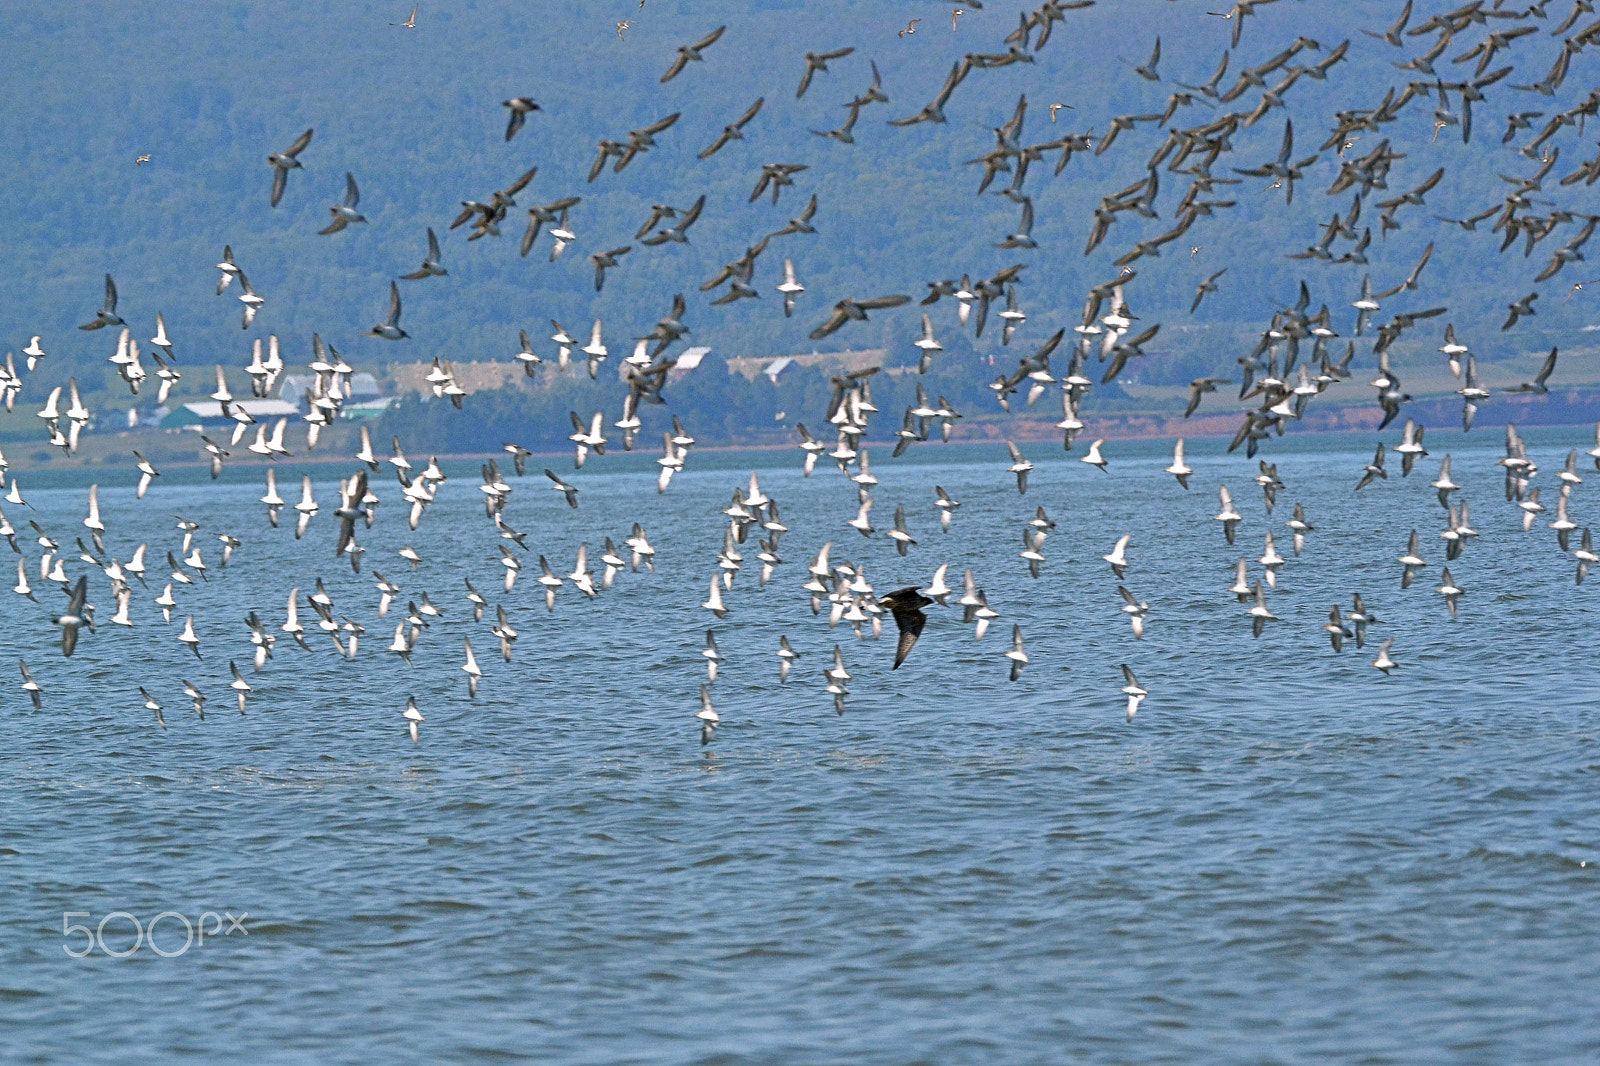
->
<box><xmin>2</xmin><ymin>430</ymin><xmax>1598</xmax><ymax>1064</ymax></box>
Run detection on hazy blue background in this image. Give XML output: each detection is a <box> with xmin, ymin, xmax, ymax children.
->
<box><xmin>4</xmin><ymin>2</ymin><xmax>1600</xmax><ymax>1062</ymax></box>
<box><xmin>1</xmin><ymin>0</ymin><xmax>1597</xmax><ymax>436</ymax></box>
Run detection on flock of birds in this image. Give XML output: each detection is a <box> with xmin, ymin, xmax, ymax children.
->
<box><xmin>14</xmin><ymin>0</ymin><xmax>1600</xmax><ymax>744</ymax></box>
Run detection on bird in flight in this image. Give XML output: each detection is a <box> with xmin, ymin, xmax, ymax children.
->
<box><xmin>661</xmin><ymin>26</ymin><xmax>726</xmax><ymax>82</ymax></box>
<box><xmin>797</xmin><ymin>47</ymin><xmax>854</xmax><ymax>98</ymax></box>
<box><xmin>55</xmin><ymin>576</ymin><xmax>90</xmax><ymax>657</ymax></box>
<box><xmin>501</xmin><ymin>97</ymin><xmax>540</xmax><ymax>142</ymax></box>
<box><xmin>392</xmin><ymin>4</ymin><xmax>417</xmax><ymax>28</ymax></box>
<box><xmin>79</xmin><ymin>274</ymin><xmax>125</xmax><ymax>331</ymax></box>
<box><xmin>267</xmin><ymin>128</ymin><xmax>313</xmax><ymax>207</ymax></box>
<box><xmin>878</xmin><ymin>587</ymin><xmax>934</xmax><ymax>669</ymax></box>
<box><xmin>318</xmin><ymin>172</ymin><xmax>367</xmax><ymax>235</ymax></box>
<box><xmin>900</xmin><ymin>19</ymin><xmax>921</xmax><ymax>37</ymax></box>
<box><xmin>365</xmin><ymin>281</ymin><xmax>408</xmax><ymax>340</ymax></box>
<box><xmin>135</xmin><ymin>154</ymin><xmax>151</xmax><ymax>166</ymax></box>
<box><xmin>400</xmin><ymin>227</ymin><xmax>446</xmax><ymax>280</ymax></box>
<box><xmin>617</xmin><ymin>20</ymin><xmax>631</xmax><ymax>40</ymax></box>
<box><xmin>1048</xmin><ymin>104</ymin><xmax>1072</xmax><ymax>122</ymax></box>
<box><xmin>951</xmin><ymin>9</ymin><xmax>964</xmax><ymax>30</ymax></box>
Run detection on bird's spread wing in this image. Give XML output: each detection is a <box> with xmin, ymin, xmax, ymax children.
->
<box><xmin>810</xmin><ymin>307</ymin><xmax>849</xmax><ymax>339</ymax></box>
<box><xmin>682</xmin><ymin>195</ymin><xmax>705</xmax><ymax>228</ymax></box>
<box><xmin>890</xmin><ymin>605</ymin><xmax>927</xmax><ymax>669</ymax></box>
<box><xmin>498</xmin><ymin>167</ymin><xmax>536</xmax><ymax>199</ymax></box>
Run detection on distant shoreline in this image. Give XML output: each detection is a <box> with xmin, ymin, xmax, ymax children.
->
<box><xmin>9</xmin><ymin>397</ymin><xmax>1599</xmax><ymax>483</ymax></box>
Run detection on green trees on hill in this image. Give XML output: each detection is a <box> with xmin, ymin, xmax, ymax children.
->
<box><xmin>4</xmin><ymin>0</ymin><xmax>1599</xmax><ymax>454</ymax></box>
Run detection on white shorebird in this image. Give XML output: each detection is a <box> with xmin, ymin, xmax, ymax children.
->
<box><xmin>847</xmin><ymin>495</ymin><xmax>875</xmax><ymax>537</ymax></box>
<box><xmin>462</xmin><ymin>638</ymin><xmax>482</xmax><ymax>697</ymax></box>
<box><xmin>1229</xmin><ymin>558</ymin><xmax>1252</xmax><ymax>601</ymax></box>
<box><xmin>1021</xmin><ymin>529</ymin><xmax>1047</xmax><ymax>578</ymax></box>
<box><xmin>544</xmin><ymin>469</ymin><xmax>579</xmax><ymax>508</ymax></box>
<box><xmin>1575</xmin><ymin>528</ymin><xmax>1598</xmax><ymax>584</ymax></box>
<box><xmin>778</xmin><ymin>259</ymin><xmax>805</xmax><ymax>318</ymax></box>
<box><xmin>1118</xmin><ymin>586</ymin><xmax>1149</xmax><ymax>638</ymax></box>
<box><xmin>1395</xmin><ymin>419</ymin><xmax>1428</xmax><ymax>476</ymax></box>
<box><xmin>1081</xmin><ymin>438</ymin><xmax>1109</xmax><ymax>472</ymax></box>
<box><xmin>403</xmin><ymin>697</ymin><xmax>425</xmax><ymax>744</ymax></box>
<box><xmin>237</xmin><ymin>273</ymin><xmax>265</xmax><ymax>329</ymax></box>
<box><xmin>178</xmin><ymin>615</ymin><xmax>201</xmax><ymax>658</ymax></box>
<box><xmin>401</xmin><ymin>228</ymin><xmax>447</xmax><ymax>280</ymax></box>
<box><xmin>319</xmin><ymin>172</ymin><xmax>367</xmax><ymax>234</ymax></box>
<box><xmin>1518</xmin><ymin>488</ymin><xmax>1546</xmax><ymax>532</ymax></box>
<box><xmin>1006</xmin><ymin>442</ymin><xmax>1032</xmax><ymax>494</ymax></box>
<box><xmin>1437</xmin><ymin>567</ymin><xmax>1463</xmax><ymax>618</ymax></box>
<box><xmin>1248</xmin><ymin>582</ymin><xmax>1277</xmax><ymax>637</ymax></box>
<box><xmin>825</xmin><ymin>644</ymin><xmax>851</xmax><ymax>690</ymax></box>
<box><xmin>20</xmin><ymin>661</ymin><xmax>42</xmax><ymax>709</ymax></box>
<box><xmin>54</xmin><ymin>576</ymin><xmax>90</xmax><ymax>657</ymax></box>
<box><xmin>1439</xmin><ymin>324</ymin><xmax>1468</xmax><ymax>376</ymax></box>
<box><xmin>1259</xmin><ymin>531</ymin><xmax>1285</xmax><ymax>588</ymax></box>
<box><xmin>388</xmin><ymin>623</ymin><xmax>415</xmax><ymax>667</ymax></box>
<box><xmin>1432</xmin><ymin>455</ymin><xmax>1459</xmax><ymax>507</ymax></box>
<box><xmin>1285</xmin><ymin>503</ymin><xmax>1314</xmax><ymax>555</ymax></box>
<box><xmin>1121</xmin><ymin>665</ymin><xmax>1147</xmax><ymax>722</ymax></box>
<box><xmin>365</xmin><ymin>281</ymin><xmax>408</xmax><ymax>340</ymax></box>
<box><xmin>1323</xmin><ymin>606</ymin><xmax>1353</xmax><ymax>652</ymax></box>
<box><xmin>1216</xmin><ymin>486</ymin><xmax>1241</xmax><ymax>543</ymax></box>
<box><xmin>267</xmin><ymin>128</ymin><xmax>313</xmax><ymax>206</ymax></box>
<box><xmin>1166</xmin><ymin>439</ymin><xmax>1192</xmax><ymax>489</ymax></box>
<box><xmin>699</xmin><ymin>631</ymin><xmax>725</xmax><ymax>684</ymax></box>
<box><xmin>1005</xmin><ymin>625</ymin><xmax>1029</xmax><ymax>680</ymax></box>
<box><xmin>696</xmin><ymin>685</ymin><xmax>719</xmax><ymax>745</ymax></box>
<box><xmin>777</xmin><ymin>636</ymin><xmax>798</xmax><ymax>682</ymax></box>
<box><xmin>703</xmin><ymin>574</ymin><xmax>728</xmax><ymax>618</ymax></box>
<box><xmin>887</xmin><ymin>505</ymin><xmax>916</xmax><ymax>556</ymax></box>
<box><xmin>1398</xmin><ymin>530</ymin><xmax>1427</xmax><ymax>588</ymax></box>
<box><xmin>229</xmin><ymin>661</ymin><xmax>252</xmax><ymax>714</ymax></box>
<box><xmin>140</xmin><ymin>686</ymin><xmax>165</xmax><ymax>729</ymax></box>
<box><xmin>1104</xmin><ymin>534</ymin><xmax>1132</xmax><ymax>578</ymax></box>
<box><xmin>181</xmin><ymin>679</ymin><xmax>206</xmax><ymax>719</ymax></box>
<box><xmin>913</xmin><ymin>312</ymin><xmax>943</xmax><ymax>372</ymax></box>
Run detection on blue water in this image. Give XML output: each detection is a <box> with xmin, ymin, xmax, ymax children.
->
<box><xmin>2</xmin><ymin>428</ymin><xmax>1599</xmax><ymax>1064</ymax></box>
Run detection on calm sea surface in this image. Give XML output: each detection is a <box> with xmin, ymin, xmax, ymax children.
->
<box><xmin>2</xmin><ymin>427</ymin><xmax>1598</xmax><ymax>1064</ymax></box>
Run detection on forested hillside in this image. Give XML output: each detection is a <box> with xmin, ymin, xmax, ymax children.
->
<box><xmin>3</xmin><ymin>0</ymin><xmax>1599</xmax><ymax>450</ymax></box>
